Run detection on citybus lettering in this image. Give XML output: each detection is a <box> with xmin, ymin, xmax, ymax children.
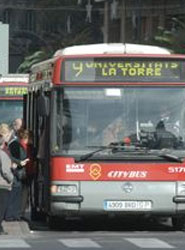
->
<box><xmin>107</xmin><ymin>170</ymin><xmax>148</xmax><ymax>178</ymax></box>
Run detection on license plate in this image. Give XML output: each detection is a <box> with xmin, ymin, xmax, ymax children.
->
<box><xmin>104</xmin><ymin>200</ymin><xmax>152</xmax><ymax>211</ymax></box>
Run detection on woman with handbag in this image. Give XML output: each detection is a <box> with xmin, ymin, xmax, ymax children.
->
<box><xmin>0</xmin><ymin>123</ymin><xmax>29</xmax><ymax>221</ymax></box>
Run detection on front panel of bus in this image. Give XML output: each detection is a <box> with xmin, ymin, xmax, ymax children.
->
<box><xmin>37</xmin><ymin>56</ymin><xmax>185</xmax><ymax>225</ymax></box>
<box><xmin>50</xmin><ymin>85</ymin><xmax>185</xmax><ymax>215</ymax></box>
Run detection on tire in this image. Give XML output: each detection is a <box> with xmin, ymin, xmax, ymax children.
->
<box><xmin>31</xmin><ymin>207</ymin><xmax>46</xmax><ymax>222</ymax></box>
<box><xmin>172</xmin><ymin>216</ymin><xmax>185</xmax><ymax>231</ymax></box>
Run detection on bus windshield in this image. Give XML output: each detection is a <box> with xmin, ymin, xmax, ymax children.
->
<box><xmin>0</xmin><ymin>100</ymin><xmax>23</xmax><ymax>124</ymax></box>
<box><xmin>53</xmin><ymin>87</ymin><xmax>185</xmax><ymax>154</ymax></box>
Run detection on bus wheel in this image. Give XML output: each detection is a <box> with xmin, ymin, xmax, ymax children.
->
<box><xmin>31</xmin><ymin>207</ymin><xmax>46</xmax><ymax>222</ymax></box>
<box><xmin>172</xmin><ymin>216</ymin><xmax>185</xmax><ymax>231</ymax></box>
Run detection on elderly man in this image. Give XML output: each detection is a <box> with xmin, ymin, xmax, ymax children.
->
<box><xmin>12</xmin><ymin>118</ymin><xmax>23</xmax><ymax>134</ymax></box>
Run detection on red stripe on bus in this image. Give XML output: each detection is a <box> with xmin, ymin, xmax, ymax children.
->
<box><xmin>51</xmin><ymin>157</ymin><xmax>185</xmax><ymax>181</ymax></box>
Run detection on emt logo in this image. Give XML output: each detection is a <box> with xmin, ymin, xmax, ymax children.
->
<box><xmin>89</xmin><ymin>164</ymin><xmax>102</xmax><ymax>180</ymax></box>
<box><xmin>66</xmin><ymin>164</ymin><xmax>84</xmax><ymax>173</ymax></box>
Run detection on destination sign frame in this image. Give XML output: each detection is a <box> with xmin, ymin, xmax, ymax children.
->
<box><xmin>61</xmin><ymin>57</ymin><xmax>185</xmax><ymax>82</ymax></box>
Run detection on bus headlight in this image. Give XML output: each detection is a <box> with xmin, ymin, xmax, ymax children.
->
<box><xmin>51</xmin><ymin>184</ymin><xmax>78</xmax><ymax>194</ymax></box>
<box><xmin>177</xmin><ymin>182</ymin><xmax>185</xmax><ymax>195</ymax></box>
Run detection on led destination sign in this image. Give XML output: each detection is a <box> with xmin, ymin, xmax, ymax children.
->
<box><xmin>62</xmin><ymin>58</ymin><xmax>185</xmax><ymax>82</ymax></box>
<box><xmin>0</xmin><ymin>86</ymin><xmax>28</xmax><ymax>97</ymax></box>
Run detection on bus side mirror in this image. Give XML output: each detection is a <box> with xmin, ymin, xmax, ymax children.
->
<box><xmin>37</xmin><ymin>94</ymin><xmax>49</xmax><ymax>116</ymax></box>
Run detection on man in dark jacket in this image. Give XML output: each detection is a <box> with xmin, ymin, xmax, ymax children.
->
<box><xmin>5</xmin><ymin>135</ymin><xmax>28</xmax><ymax>221</ymax></box>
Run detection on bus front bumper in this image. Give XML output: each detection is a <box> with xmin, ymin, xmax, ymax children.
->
<box><xmin>51</xmin><ymin>195</ymin><xmax>84</xmax><ymax>203</ymax></box>
<box><xmin>173</xmin><ymin>196</ymin><xmax>185</xmax><ymax>203</ymax></box>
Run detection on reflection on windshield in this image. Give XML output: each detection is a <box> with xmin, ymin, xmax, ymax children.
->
<box><xmin>0</xmin><ymin>101</ymin><xmax>23</xmax><ymax>125</ymax></box>
<box><xmin>54</xmin><ymin>87</ymin><xmax>185</xmax><ymax>154</ymax></box>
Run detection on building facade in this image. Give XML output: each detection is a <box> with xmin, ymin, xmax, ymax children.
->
<box><xmin>0</xmin><ymin>0</ymin><xmax>184</xmax><ymax>72</ymax></box>
<box><xmin>98</xmin><ymin>0</ymin><xmax>185</xmax><ymax>43</ymax></box>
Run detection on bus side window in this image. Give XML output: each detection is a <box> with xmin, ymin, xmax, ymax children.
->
<box><xmin>62</xmin><ymin>99</ymin><xmax>72</xmax><ymax>150</ymax></box>
<box><xmin>37</xmin><ymin>93</ymin><xmax>49</xmax><ymax>117</ymax></box>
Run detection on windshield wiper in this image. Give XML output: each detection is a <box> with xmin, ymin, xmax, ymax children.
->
<box><xmin>75</xmin><ymin>143</ymin><xmax>145</xmax><ymax>162</ymax></box>
<box><xmin>75</xmin><ymin>146</ymin><xmax>111</xmax><ymax>162</ymax></box>
<box><xmin>157</xmin><ymin>152</ymin><xmax>184</xmax><ymax>163</ymax></box>
<box><xmin>75</xmin><ymin>144</ymin><xmax>184</xmax><ymax>163</ymax></box>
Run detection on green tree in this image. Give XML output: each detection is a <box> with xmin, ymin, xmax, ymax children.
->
<box><xmin>17</xmin><ymin>50</ymin><xmax>48</xmax><ymax>73</ymax></box>
<box><xmin>17</xmin><ymin>0</ymin><xmax>102</xmax><ymax>72</ymax></box>
<box><xmin>17</xmin><ymin>27</ymin><xmax>94</xmax><ymax>73</ymax></box>
<box><xmin>154</xmin><ymin>17</ymin><xmax>185</xmax><ymax>54</ymax></box>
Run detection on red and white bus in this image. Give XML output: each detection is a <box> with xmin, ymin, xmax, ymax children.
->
<box><xmin>26</xmin><ymin>43</ymin><xmax>185</xmax><ymax>229</ymax></box>
<box><xmin>0</xmin><ymin>74</ymin><xmax>28</xmax><ymax>125</ymax></box>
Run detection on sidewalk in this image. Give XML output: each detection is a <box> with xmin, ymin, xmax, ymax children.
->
<box><xmin>2</xmin><ymin>220</ymin><xmax>30</xmax><ymax>237</ymax></box>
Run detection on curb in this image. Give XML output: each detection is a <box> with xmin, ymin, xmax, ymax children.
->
<box><xmin>2</xmin><ymin>221</ymin><xmax>31</xmax><ymax>236</ymax></box>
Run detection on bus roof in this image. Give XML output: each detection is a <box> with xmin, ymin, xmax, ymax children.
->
<box><xmin>54</xmin><ymin>43</ymin><xmax>172</xmax><ymax>56</ymax></box>
<box><xmin>0</xmin><ymin>74</ymin><xmax>29</xmax><ymax>83</ymax></box>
